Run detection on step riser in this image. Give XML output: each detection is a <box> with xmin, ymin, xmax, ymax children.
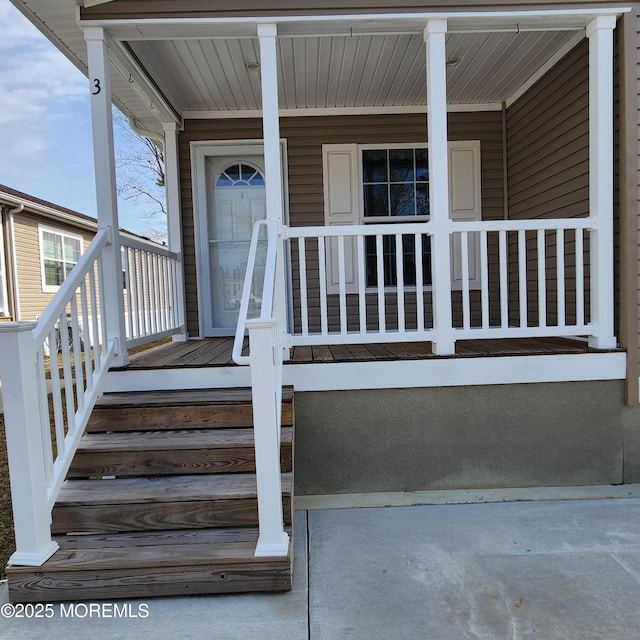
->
<box><xmin>87</xmin><ymin>402</ymin><xmax>294</xmax><ymax>431</ymax></box>
<box><xmin>8</xmin><ymin>387</ymin><xmax>295</xmax><ymax>602</ymax></box>
<box><xmin>52</xmin><ymin>496</ymin><xmax>292</xmax><ymax>534</ymax></box>
<box><xmin>68</xmin><ymin>447</ymin><xmax>293</xmax><ymax>478</ymax></box>
<box><xmin>8</xmin><ymin>564</ymin><xmax>292</xmax><ymax>603</ymax></box>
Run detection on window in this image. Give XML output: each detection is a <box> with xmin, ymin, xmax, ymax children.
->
<box><xmin>215</xmin><ymin>163</ymin><xmax>265</xmax><ymax>188</ymax></box>
<box><xmin>322</xmin><ymin>141</ymin><xmax>481</xmax><ymax>295</ymax></box>
<box><xmin>39</xmin><ymin>226</ymin><xmax>82</xmax><ymax>292</ymax></box>
<box><xmin>361</xmin><ymin>146</ymin><xmax>431</xmax><ymax>287</ymax></box>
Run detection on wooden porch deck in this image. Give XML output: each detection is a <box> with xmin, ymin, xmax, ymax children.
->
<box><xmin>119</xmin><ymin>336</ymin><xmax>620</xmax><ymax>370</ymax></box>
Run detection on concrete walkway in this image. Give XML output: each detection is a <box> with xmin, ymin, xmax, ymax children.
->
<box><xmin>2</xmin><ymin>496</ymin><xmax>640</xmax><ymax>639</ymax></box>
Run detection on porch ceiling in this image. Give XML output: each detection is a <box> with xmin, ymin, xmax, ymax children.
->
<box><xmin>128</xmin><ymin>29</ymin><xmax>580</xmax><ymax>113</ymax></box>
<box><xmin>12</xmin><ymin>1</ymin><xmax>627</xmax><ymax>124</ymax></box>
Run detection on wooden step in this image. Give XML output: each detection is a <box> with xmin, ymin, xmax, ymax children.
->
<box><xmin>68</xmin><ymin>426</ymin><xmax>293</xmax><ymax>477</ymax></box>
<box><xmin>6</xmin><ymin>527</ymin><xmax>292</xmax><ymax>602</ymax></box>
<box><xmin>86</xmin><ymin>387</ymin><xmax>294</xmax><ymax>432</ymax></box>
<box><xmin>52</xmin><ymin>473</ymin><xmax>293</xmax><ymax>534</ymax></box>
<box><xmin>7</xmin><ymin>385</ymin><xmax>295</xmax><ymax>602</ymax></box>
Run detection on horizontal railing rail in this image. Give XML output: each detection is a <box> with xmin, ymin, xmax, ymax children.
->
<box><xmin>120</xmin><ymin>235</ymin><xmax>182</xmax><ymax>348</ymax></box>
<box><xmin>0</xmin><ymin>229</ymin><xmax>118</xmax><ymax>565</ymax></box>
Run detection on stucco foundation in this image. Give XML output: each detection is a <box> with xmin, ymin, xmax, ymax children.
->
<box><xmin>294</xmin><ymin>380</ymin><xmax>632</xmax><ymax>495</ymax></box>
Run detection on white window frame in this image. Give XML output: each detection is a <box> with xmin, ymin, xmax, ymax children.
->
<box><xmin>358</xmin><ymin>142</ymin><xmax>431</xmax><ymax>225</ymax></box>
<box><xmin>38</xmin><ymin>225</ymin><xmax>83</xmax><ymax>293</ymax></box>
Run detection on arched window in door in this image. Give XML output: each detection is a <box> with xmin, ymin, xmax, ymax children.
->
<box><xmin>215</xmin><ymin>163</ymin><xmax>265</xmax><ymax>188</ymax></box>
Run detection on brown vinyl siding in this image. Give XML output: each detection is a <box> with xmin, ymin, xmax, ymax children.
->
<box><xmin>507</xmin><ymin>40</ymin><xmax>589</xmax><ymax>220</ymax></box>
<box><xmin>179</xmin><ymin>112</ymin><xmax>504</xmax><ymax>337</ymax></box>
<box><xmin>505</xmin><ymin>39</ymin><xmax>592</xmax><ymax>329</ymax></box>
<box><xmin>12</xmin><ymin>214</ymin><xmax>93</xmax><ymax>321</ymax></box>
<box><xmin>81</xmin><ymin>0</ymin><xmax>630</xmax><ymax>20</ymax></box>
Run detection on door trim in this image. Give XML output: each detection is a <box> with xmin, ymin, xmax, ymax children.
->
<box><xmin>191</xmin><ymin>139</ymin><xmax>289</xmax><ymax>338</ymax></box>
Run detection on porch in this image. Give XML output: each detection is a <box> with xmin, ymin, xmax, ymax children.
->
<box><xmin>116</xmin><ymin>335</ymin><xmax>622</xmax><ymax>369</ymax></box>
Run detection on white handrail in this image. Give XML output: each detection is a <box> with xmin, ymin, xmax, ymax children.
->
<box><xmin>33</xmin><ymin>228</ymin><xmax>109</xmax><ymax>345</ymax></box>
<box><xmin>232</xmin><ymin>219</ymin><xmax>279</xmax><ymax>365</ymax></box>
<box><xmin>120</xmin><ymin>234</ymin><xmax>179</xmax><ymax>259</ymax></box>
<box><xmin>0</xmin><ymin>229</ymin><xmax>119</xmax><ymax>566</ymax></box>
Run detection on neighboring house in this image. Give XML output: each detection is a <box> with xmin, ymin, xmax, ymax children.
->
<box><xmin>0</xmin><ymin>186</ymin><xmax>98</xmax><ymax>323</ymax></box>
<box><xmin>1</xmin><ymin>0</ymin><xmax>639</xmax><ymax>602</ymax></box>
<box><xmin>0</xmin><ymin>185</ymin><xmax>164</xmax><ymax>344</ymax></box>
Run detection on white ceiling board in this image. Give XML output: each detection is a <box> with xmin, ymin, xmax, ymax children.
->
<box><xmin>129</xmin><ymin>28</ymin><xmax>583</xmax><ymax>112</ymax></box>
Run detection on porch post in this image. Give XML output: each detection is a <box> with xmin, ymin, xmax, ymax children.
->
<box><xmin>163</xmin><ymin>122</ymin><xmax>187</xmax><ymax>341</ymax></box>
<box><xmin>424</xmin><ymin>20</ymin><xmax>455</xmax><ymax>355</ymax></box>
<box><xmin>84</xmin><ymin>26</ymin><xmax>128</xmax><ymax>365</ymax></box>
<box><xmin>0</xmin><ymin>323</ymin><xmax>59</xmax><ymax>565</ymax></box>
<box><xmin>257</xmin><ymin>23</ymin><xmax>289</xmax><ymax>354</ymax></box>
<box><xmin>247</xmin><ymin>319</ymin><xmax>289</xmax><ymax>557</ymax></box>
<box><xmin>586</xmin><ymin>16</ymin><xmax>617</xmax><ymax>350</ymax></box>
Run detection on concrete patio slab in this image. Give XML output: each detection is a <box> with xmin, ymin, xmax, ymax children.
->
<box><xmin>1</xmin><ymin>497</ymin><xmax>640</xmax><ymax>639</ymax></box>
<box><xmin>308</xmin><ymin>499</ymin><xmax>640</xmax><ymax>639</ymax></box>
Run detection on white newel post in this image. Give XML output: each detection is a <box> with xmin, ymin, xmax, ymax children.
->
<box><xmin>0</xmin><ymin>323</ymin><xmax>59</xmax><ymax>565</ymax></box>
<box><xmin>587</xmin><ymin>16</ymin><xmax>617</xmax><ymax>349</ymax></box>
<box><xmin>424</xmin><ymin>20</ymin><xmax>455</xmax><ymax>355</ymax></box>
<box><xmin>258</xmin><ymin>23</ymin><xmax>289</xmax><ymax>357</ymax></box>
<box><xmin>84</xmin><ymin>26</ymin><xmax>128</xmax><ymax>366</ymax></box>
<box><xmin>247</xmin><ymin>319</ymin><xmax>289</xmax><ymax>557</ymax></box>
<box><xmin>163</xmin><ymin>122</ymin><xmax>187</xmax><ymax>341</ymax></box>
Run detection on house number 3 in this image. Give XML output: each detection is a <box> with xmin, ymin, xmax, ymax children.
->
<box><xmin>92</xmin><ymin>79</ymin><xmax>101</xmax><ymax>95</ymax></box>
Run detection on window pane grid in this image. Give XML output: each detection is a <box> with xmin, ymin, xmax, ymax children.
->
<box><xmin>41</xmin><ymin>229</ymin><xmax>81</xmax><ymax>288</ymax></box>
<box><xmin>362</xmin><ymin>148</ymin><xmax>429</xmax><ymax>219</ymax></box>
<box><xmin>362</xmin><ymin>147</ymin><xmax>430</xmax><ymax>288</ymax></box>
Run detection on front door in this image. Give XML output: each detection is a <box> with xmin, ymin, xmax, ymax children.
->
<box><xmin>205</xmin><ymin>153</ymin><xmax>267</xmax><ymax>333</ymax></box>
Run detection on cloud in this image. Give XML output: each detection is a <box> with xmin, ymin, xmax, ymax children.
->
<box><xmin>9</xmin><ymin>134</ymin><xmax>47</xmax><ymax>160</ymax></box>
<box><xmin>0</xmin><ymin>2</ymin><xmax>87</xmax><ymax>127</ymax></box>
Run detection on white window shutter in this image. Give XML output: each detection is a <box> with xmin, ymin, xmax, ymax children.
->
<box><xmin>448</xmin><ymin>141</ymin><xmax>482</xmax><ymax>289</ymax></box>
<box><xmin>322</xmin><ymin>144</ymin><xmax>359</xmax><ymax>294</ymax></box>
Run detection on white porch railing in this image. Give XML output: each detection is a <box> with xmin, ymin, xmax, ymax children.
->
<box><xmin>450</xmin><ymin>218</ymin><xmax>592</xmax><ymax>339</ymax></box>
<box><xmin>0</xmin><ymin>229</ymin><xmax>116</xmax><ymax>565</ymax></box>
<box><xmin>286</xmin><ymin>222</ymin><xmax>435</xmax><ymax>345</ymax></box>
<box><xmin>286</xmin><ymin>217</ymin><xmax>599</xmax><ymax>346</ymax></box>
<box><xmin>233</xmin><ymin>219</ymin><xmax>290</xmax><ymax>557</ymax></box>
<box><xmin>121</xmin><ymin>236</ymin><xmax>182</xmax><ymax>348</ymax></box>
<box><xmin>0</xmin><ymin>229</ymin><xmax>186</xmax><ymax>566</ymax></box>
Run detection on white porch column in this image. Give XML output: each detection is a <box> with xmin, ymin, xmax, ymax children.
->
<box><xmin>84</xmin><ymin>27</ymin><xmax>128</xmax><ymax>365</ymax></box>
<box><xmin>586</xmin><ymin>16</ymin><xmax>617</xmax><ymax>350</ymax></box>
<box><xmin>258</xmin><ymin>23</ymin><xmax>289</xmax><ymax>350</ymax></box>
<box><xmin>163</xmin><ymin>122</ymin><xmax>187</xmax><ymax>341</ymax></box>
<box><xmin>424</xmin><ymin>20</ymin><xmax>455</xmax><ymax>355</ymax></box>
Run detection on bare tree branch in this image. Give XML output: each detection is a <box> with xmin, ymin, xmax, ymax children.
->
<box><xmin>113</xmin><ymin>110</ymin><xmax>167</xmax><ymax>242</ymax></box>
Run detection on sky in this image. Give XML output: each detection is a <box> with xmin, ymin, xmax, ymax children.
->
<box><xmin>0</xmin><ymin>0</ymin><xmax>165</xmax><ymax>239</ymax></box>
